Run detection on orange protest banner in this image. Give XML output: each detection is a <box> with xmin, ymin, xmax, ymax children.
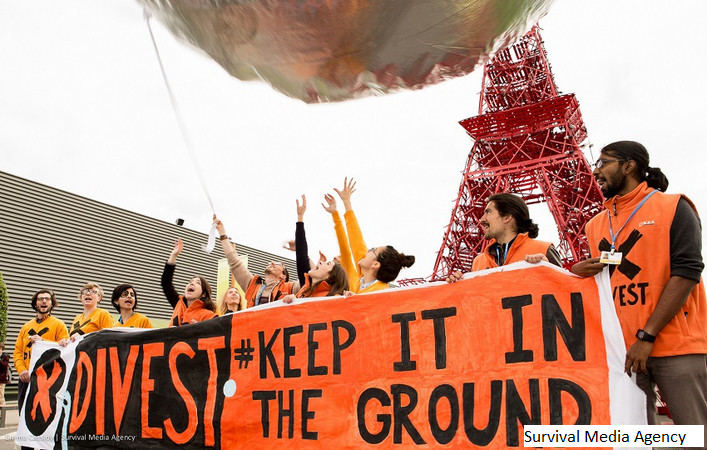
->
<box><xmin>220</xmin><ymin>265</ymin><xmax>610</xmax><ymax>448</ymax></box>
<box><xmin>19</xmin><ymin>264</ymin><xmax>640</xmax><ymax>449</ymax></box>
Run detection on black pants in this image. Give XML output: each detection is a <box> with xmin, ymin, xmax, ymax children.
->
<box><xmin>17</xmin><ymin>379</ymin><xmax>28</xmax><ymax>410</ymax></box>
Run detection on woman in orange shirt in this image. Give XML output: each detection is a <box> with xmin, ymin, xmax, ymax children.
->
<box><xmin>323</xmin><ymin>178</ymin><xmax>415</xmax><ymax>293</ymax></box>
<box><xmin>111</xmin><ymin>284</ymin><xmax>153</xmax><ymax>328</ymax></box>
<box><xmin>283</xmin><ymin>194</ymin><xmax>349</xmax><ymax>303</ymax></box>
<box><xmin>65</xmin><ymin>283</ymin><xmax>115</xmax><ymax>340</ymax></box>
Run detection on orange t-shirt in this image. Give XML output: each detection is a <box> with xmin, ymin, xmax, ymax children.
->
<box><xmin>69</xmin><ymin>308</ymin><xmax>115</xmax><ymax>336</ymax></box>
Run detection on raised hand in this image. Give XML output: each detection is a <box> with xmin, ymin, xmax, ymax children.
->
<box><xmin>296</xmin><ymin>194</ymin><xmax>307</xmax><ymax>221</ymax></box>
<box><xmin>333</xmin><ymin>177</ymin><xmax>357</xmax><ymax>211</ymax></box>
<box><xmin>213</xmin><ymin>214</ymin><xmax>226</xmax><ymax>236</ymax></box>
<box><xmin>168</xmin><ymin>237</ymin><xmax>183</xmax><ymax>264</ymax></box>
<box><xmin>283</xmin><ymin>240</ymin><xmax>296</xmax><ymax>252</ymax></box>
<box><xmin>322</xmin><ymin>193</ymin><xmax>338</xmax><ymax>214</ymax></box>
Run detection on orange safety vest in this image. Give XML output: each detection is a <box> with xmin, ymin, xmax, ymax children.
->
<box><xmin>245</xmin><ymin>277</ymin><xmax>293</xmax><ymax>308</ymax></box>
<box><xmin>170</xmin><ymin>298</ymin><xmax>217</xmax><ymax>327</ymax></box>
<box><xmin>472</xmin><ymin>233</ymin><xmax>552</xmax><ymax>271</ymax></box>
<box><xmin>585</xmin><ymin>182</ymin><xmax>707</xmax><ymax>357</ymax></box>
<box><xmin>296</xmin><ymin>273</ymin><xmax>334</xmax><ymax>298</ymax></box>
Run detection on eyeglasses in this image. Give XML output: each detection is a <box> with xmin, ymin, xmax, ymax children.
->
<box><xmin>81</xmin><ymin>289</ymin><xmax>98</xmax><ymax>295</ymax></box>
<box><xmin>592</xmin><ymin>158</ymin><xmax>624</xmax><ymax>169</ymax></box>
<box><xmin>36</xmin><ymin>296</ymin><xmax>52</xmax><ymax>301</ymax></box>
<box><xmin>120</xmin><ymin>291</ymin><xmax>135</xmax><ymax>298</ymax></box>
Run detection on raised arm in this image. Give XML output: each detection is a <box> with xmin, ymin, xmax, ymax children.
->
<box><xmin>162</xmin><ymin>238</ymin><xmax>182</xmax><ymax>308</ymax></box>
<box><xmin>295</xmin><ymin>195</ymin><xmax>310</xmax><ymax>287</ymax></box>
<box><xmin>323</xmin><ymin>193</ymin><xmax>359</xmax><ymax>291</ymax></box>
<box><xmin>214</xmin><ymin>215</ymin><xmax>255</xmax><ymax>290</ymax></box>
<box><xmin>334</xmin><ymin>176</ymin><xmax>356</xmax><ymax>213</ymax></box>
<box><xmin>334</xmin><ymin>177</ymin><xmax>367</xmax><ymax>266</ymax></box>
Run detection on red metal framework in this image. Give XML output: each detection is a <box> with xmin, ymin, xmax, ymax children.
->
<box><xmin>429</xmin><ymin>26</ymin><xmax>604</xmax><ymax>281</ymax></box>
<box><xmin>395</xmin><ymin>278</ymin><xmax>427</xmax><ymax>287</ymax></box>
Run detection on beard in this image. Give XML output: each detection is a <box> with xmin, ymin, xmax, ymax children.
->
<box><xmin>601</xmin><ymin>175</ymin><xmax>628</xmax><ymax>198</ymax></box>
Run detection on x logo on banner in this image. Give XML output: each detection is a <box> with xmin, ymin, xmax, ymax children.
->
<box><xmin>31</xmin><ymin>360</ymin><xmax>62</xmax><ymax>422</ymax></box>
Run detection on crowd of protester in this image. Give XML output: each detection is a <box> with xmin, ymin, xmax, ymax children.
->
<box><xmin>10</xmin><ymin>178</ymin><xmax>418</xmax><ymax>402</ymax></box>
<box><xmin>10</xmin><ymin>156</ymin><xmax>707</xmax><ymax>437</ymax></box>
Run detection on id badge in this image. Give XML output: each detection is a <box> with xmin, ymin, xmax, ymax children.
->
<box><xmin>600</xmin><ymin>251</ymin><xmax>622</xmax><ymax>265</ymax></box>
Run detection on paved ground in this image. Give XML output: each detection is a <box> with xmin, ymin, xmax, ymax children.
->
<box><xmin>0</xmin><ymin>408</ymin><xmax>19</xmax><ymax>450</ymax></box>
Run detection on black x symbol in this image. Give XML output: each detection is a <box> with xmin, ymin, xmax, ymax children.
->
<box><xmin>27</xmin><ymin>328</ymin><xmax>50</xmax><ymax>348</ymax></box>
<box><xmin>598</xmin><ymin>229</ymin><xmax>643</xmax><ymax>280</ymax></box>
<box><xmin>69</xmin><ymin>319</ymin><xmax>92</xmax><ymax>336</ymax></box>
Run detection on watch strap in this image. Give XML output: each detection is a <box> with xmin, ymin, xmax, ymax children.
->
<box><xmin>635</xmin><ymin>329</ymin><xmax>656</xmax><ymax>343</ymax></box>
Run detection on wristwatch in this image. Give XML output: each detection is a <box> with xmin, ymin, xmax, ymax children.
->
<box><xmin>635</xmin><ymin>329</ymin><xmax>656</xmax><ymax>343</ymax></box>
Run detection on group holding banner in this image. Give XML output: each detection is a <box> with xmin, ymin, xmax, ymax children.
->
<box><xmin>16</xmin><ymin>263</ymin><xmax>646</xmax><ymax>448</ymax></box>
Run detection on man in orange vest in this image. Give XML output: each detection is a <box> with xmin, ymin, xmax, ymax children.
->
<box><xmin>447</xmin><ymin>193</ymin><xmax>562</xmax><ymax>282</ymax></box>
<box><xmin>214</xmin><ymin>216</ymin><xmax>296</xmax><ymax>308</ymax></box>
<box><xmin>572</xmin><ymin>141</ymin><xmax>706</xmax><ymax>431</ymax></box>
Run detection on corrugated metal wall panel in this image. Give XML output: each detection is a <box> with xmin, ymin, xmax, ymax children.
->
<box><xmin>0</xmin><ymin>170</ymin><xmax>295</xmax><ymax>366</ymax></box>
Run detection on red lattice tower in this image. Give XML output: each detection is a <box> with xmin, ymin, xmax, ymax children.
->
<box><xmin>430</xmin><ymin>26</ymin><xmax>604</xmax><ymax>281</ymax></box>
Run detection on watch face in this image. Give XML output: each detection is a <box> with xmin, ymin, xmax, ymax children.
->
<box><xmin>636</xmin><ymin>329</ymin><xmax>655</xmax><ymax>342</ymax></box>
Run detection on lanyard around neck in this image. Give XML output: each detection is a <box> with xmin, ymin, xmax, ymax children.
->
<box><xmin>607</xmin><ymin>189</ymin><xmax>657</xmax><ymax>252</ymax></box>
<box><xmin>495</xmin><ymin>242</ymin><xmax>511</xmax><ymax>266</ymax></box>
<box><xmin>493</xmin><ymin>236</ymin><xmax>516</xmax><ymax>266</ymax></box>
<box><xmin>119</xmin><ymin>312</ymin><xmax>134</xmax><ymax>324</ymax></box>
<box><xmin>255</xmin><ymin>284</ymin><xmax>267</xmax><ymax>306</ymax></box>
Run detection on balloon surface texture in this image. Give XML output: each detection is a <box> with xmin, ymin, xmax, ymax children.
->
<box><xmin>140</xmin><ymin>0</ymin><xmax>554</xmax><ymax>103</ymax></box>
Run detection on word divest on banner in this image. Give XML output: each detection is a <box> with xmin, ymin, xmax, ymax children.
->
<box><xmin>17</xmin><ymin>263</ymin><xmax>645</xmax><ymax>449</ymax></box>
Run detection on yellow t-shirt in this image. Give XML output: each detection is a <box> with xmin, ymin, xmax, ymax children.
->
<box><xmin>13</xmin><ymin>315</ymin><xmax>69</xmax><ymax>373</ymax></box>
<box><xmin>113</xmin><ymin>312</ymin><xmax>153</xmax><ymax>329</ymax></box>
<box><xmin>69</xmin><ymin>308</ymin><xmax>115</xmax><ymax>336</ymax></box>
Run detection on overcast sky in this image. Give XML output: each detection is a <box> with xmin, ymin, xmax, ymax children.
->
<box><xmin>1</xmin><ymin>0</ymin><xmax>705</xmax><ymax>280</ymax></box>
